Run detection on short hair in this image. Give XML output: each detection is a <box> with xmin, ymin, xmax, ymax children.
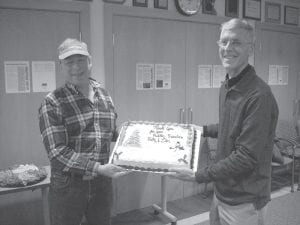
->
<box><xmin>220</xmin><ymin>18</ymin><xmax>255</xmax><ymax>43</ymax></box>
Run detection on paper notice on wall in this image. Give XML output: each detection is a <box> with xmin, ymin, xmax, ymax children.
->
<box><xmin>155</xmin><ymin>64</ymin><xmax>171</xmax><ymax>89</ymax></box>
<box><xmin>136</xmin><ymin>63</ymin><xmax>154</xmax><ymax>90</ymax></box>
<box><xmin>268</xmin><ymin>65</ymin><xmax>289</xmax><ymax>85</ymax></box>
<box><xmin>32</xmin><ymin>61</ymin><xmax>56</xmax><ymax>92</ymax></box>
<box><xmin>268</xmin><ymin>65</ymin><xmax>278</xmax><ymax>85</ymax></box>
<box><xmin>212</xmin><ymin>65</ymin><xmax>226</xmax><ymax>88</ymax></box>
<box><xmin>198</xmin><ymin>65</ymin><xmax>212</xmax><ymax>88</ymax></box>
<box><xmin>277</xmin><ymin>65</ymin><xmax>288</xmax><ymax>85</ymax></box>
<box><xmin>4</xmin><ymin>61</ymin><xmax>30</xmax><ymax>93</ymax></box>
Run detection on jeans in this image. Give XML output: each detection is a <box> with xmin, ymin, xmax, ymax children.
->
<box><xmin>49</xmin><ymin>172</ymin><xmax>113</xmax><ymax>225</ymax></box>
<box><xmin>210</xmin><ymin>194</ymin><xmax>267</xmax><ymax>225</ymax></box>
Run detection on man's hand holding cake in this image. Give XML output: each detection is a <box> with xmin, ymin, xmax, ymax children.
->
<box><xmin>96</xmin><ymin>164</ymin><xmax>129</xmax><ymax>178</ymax></box>
<box><xmin>167</xmin><ymin>167</ymin><xmax>196</xmax><ymax>182</ymax></box>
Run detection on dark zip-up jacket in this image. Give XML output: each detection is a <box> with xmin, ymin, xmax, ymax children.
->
<box><xmin>196</xmin><ymin>65</ymin><xmax>278</xmax><ymax>209</ymax></box>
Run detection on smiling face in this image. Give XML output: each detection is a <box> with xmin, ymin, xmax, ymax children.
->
<box><xmin>61</xmin><ymin>54</ymin><xmax>91</xmax><ymax>88</ymax></box>
<box><xmin>218</xmin><ymin>27</ymin><xmax>253</xmax><ymax>77</ymax></box>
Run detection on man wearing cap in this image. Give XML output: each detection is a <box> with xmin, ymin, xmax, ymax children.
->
<box><xmin>39</xmin><ymin>38</ymin><xmax>127</xmax><ymax>225</ymax></box>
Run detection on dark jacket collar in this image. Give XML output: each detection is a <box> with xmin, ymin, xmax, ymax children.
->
<box><xmin>226</xmin><ymin>64</ymin><xmax>252</xmax><ymax>89</ymax></box>
<box><xmin>226</xmin><ymin>64</ymin><xmax>256</xmax><ymax>93</ymax></box>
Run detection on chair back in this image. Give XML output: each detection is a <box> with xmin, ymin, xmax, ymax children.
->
<box><xmin>276</xmin><ymin>119</ymin><xmax>298</xmax><ymax>141</ymax></box>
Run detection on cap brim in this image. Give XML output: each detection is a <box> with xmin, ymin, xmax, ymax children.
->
<box><xmin>59</xmin><ymin>50</ymin><xmax>90</xmax><ymax>60</ymax></box>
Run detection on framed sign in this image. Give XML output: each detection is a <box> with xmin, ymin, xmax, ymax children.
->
<box><xmin>265</xmin><ymin>2</ymin><xmax>281</xmax><ymax>23</ymax></box>
<box><xmin>284</xmin><ymin>6</ymin><xmax>299</xmax><ymax>26</ymax></box>
<box><xmin>154</xmin><ymin>0</ymin><xmax>168</xmax><ymax>9</ymax></box>
<box><xmin>225</xmin><ymin>0</ymin><xmax>239</xmax><ymax>18</ymax></box>
<box><xmin>103</xmin><ymin>0</ymin><xmax>125</xmax><ymax>4</ymax></box>
<box><xmin>202</xmin><ymin>0</ymin><xmax>217</xmax><ymax>15</ymax></box>
<box><xmin>133</xmin><ymin>0</ymin><xmax>148</xmax><ymax>7</ymax></box>
<box><xmin>243</xmin><ymin>0</ymin><xmax>261</xmax><ymax>20</ymax></box>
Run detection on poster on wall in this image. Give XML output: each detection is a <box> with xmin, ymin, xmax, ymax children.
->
<box><xmin>278</xmin><ymin>65</ymin><xmax>289</xmax><ymax>85</ymax></box>
<box><xmin>32</xmin><ymin>61</ymin><xmax>56</xmax><ymax>92</ymax></box>
<box><xmin>212</xmin><ymin>65</ymin><xmax>226</xmax><ymax>88</ymax></box>
<box><xmin>268</xmin><ymin>65</ymin><xmax>278</xmax><ymax>85</ymax></box>
<box><xmin>198</xmin><ymin>65</ymin><xmax>212</xmax><ymax>88</ymax></box>
<box><xmin>155</xmin><ymin>64</ymin><xmax>171</xmax><ymax>89</ymax></box>
<box><xmin>4</xmin><ymin>61</ymin><xmax>30</xmax><ymax>93</ymax></box>
<box><xmin>268</xmin><ymin>65</ymin><xmax>289</xmax><ymax>85</ymax></box>
<box><xmin>136</xmin><ymin>63</ymin><xmax>154</xmax><ymax>90</ymax></box>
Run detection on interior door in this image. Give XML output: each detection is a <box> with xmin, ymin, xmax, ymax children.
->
<box><xmin>183</xmin><ymin>21</ymin><xmax>222</xmax><ymax>197</ymax></box>
<box><xmin>185</xmin><ymin>22</ymin><xmax>222</xmax><ymax>127</ymax></box>
<box><xmin>113</xmin><ymin>15</ymin><xmax>186</xmax><ymax>125</ymax></box>
<box><xmin>255</xmin><ymin>25</ymin><xmax>300</xmax><ymax>121</ymax></box>
<box><xmin>112</xmin><ymin>15</ymin><xmax>187</xmax><ymax>213</ymax></box>
<box><xmin>0</xmin><ymin>8</ymin><xmax>80</xmax><ymax>168</ymax></box>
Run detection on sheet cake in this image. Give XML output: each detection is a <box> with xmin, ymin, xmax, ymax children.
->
<box><xmin>110</xmin><ymin>121</ymin><xmax>202</xmax><ymax>172</ymax></box>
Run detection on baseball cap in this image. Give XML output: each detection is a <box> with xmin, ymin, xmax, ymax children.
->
<box><xmin>58</xmin><ymin>38</ymin><xmax>90</xmax><ymax>60</ymax></box>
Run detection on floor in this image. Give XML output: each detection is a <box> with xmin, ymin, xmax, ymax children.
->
<box><xmin>111</xmin><ymin>189</ymin><xmax>300</xmax><ymax>225</ymax></box>
<box><xmin>112</xmin><ymin>192</ymin><xmax>213</xmax><ymax>225</ymax></box>
<box><xmin>0</xmin><ymin>171</ymin><xmax>298</xmax><ymax>225</ymax></box>
<box><xmin>111</xmin><ymin>171</ymin><xmax>300</xmax><ymax>225</ymax></box>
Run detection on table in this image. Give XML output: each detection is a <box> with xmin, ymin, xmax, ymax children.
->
<box><xmin>0</xmin><ymin>166</ymin><xmax>51</xmax><ymax>225</ymax></box>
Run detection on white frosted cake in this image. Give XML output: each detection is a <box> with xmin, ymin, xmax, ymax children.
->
<box><xmin>110</xmin><ymin>121</ymin><xmax>202</xmax><ymax>172</ymax></box>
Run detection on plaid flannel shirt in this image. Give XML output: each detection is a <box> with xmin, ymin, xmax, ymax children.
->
<box><xmin>39</xmin><ymin>79</ymin><xmax>117</xmax><ymax>177</ymax></box>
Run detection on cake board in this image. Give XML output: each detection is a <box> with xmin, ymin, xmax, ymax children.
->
<box><xmin>110</xmin><ymin>124</ymin><xmax>202</xmax><ymax>224</ymax></box>
<box><xmin>109</xmin><ymin>125</ymin><xmax>178</xmax><ymax>223</ymax></box>
<box><xmin>151</xmin><ymin>128</ymin><xmax>201</xmax><ymax>224</ymax></box>
<box><xmin>152</xmin><ymin>175</ymin><xmax>178</xmax><ymax>224</ymax></box>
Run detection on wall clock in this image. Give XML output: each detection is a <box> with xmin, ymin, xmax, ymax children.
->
<box><xmin>175</xmin><ymin>0</ymin><xmax>201</xmax><ymax>16</ymax></box>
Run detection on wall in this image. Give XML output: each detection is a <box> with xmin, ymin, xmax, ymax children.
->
<box><xmin>90</xmin><ymin>0</ymin><xmax>300</xmax><ymax>90</ymax></box>
<box><xmin>90</xmin><ymin>0</ymin><xmax>106</xmax><ymax>84</ymax></box>
<box><xmin>0</xmin><ymin>2</ymin><xmax>90</xmax><ymax>224</ymax></box>
<box><xmin>0</xmin><ymin>0</ymin><xmax>300</xmax><ymax>223</ymax></box>
<box><xmin>103</xmin><ymin>2</ymin><xmax>300</xmax><ymax>214</ymax></box>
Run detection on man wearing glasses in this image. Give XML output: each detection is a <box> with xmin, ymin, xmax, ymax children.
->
<box><xmin>169</xmin><ymin>18</ymin><xmax>278</xmax><ymax>225</ymax></box>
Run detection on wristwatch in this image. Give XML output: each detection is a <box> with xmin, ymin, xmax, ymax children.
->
<box><xmin>175</xmin><ymin>0</ymin><xmax>201</xmax><ymax>16</ymax></box>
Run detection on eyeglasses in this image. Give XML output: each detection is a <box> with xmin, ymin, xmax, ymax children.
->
<box><xmin>62</xmin><ymin>57</ymin><xmax>87</xmax><ymax>67</ymax></box>
<box><xmin>217</xmin><ymin>39</ymin><xmax>252</xmax><ymax>48</ymax></box>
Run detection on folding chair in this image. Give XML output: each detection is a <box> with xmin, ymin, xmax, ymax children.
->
<box><xmin>273</xmin><ymin>119</ymin><xmax>300</xmax><ymax>192</ymax></box>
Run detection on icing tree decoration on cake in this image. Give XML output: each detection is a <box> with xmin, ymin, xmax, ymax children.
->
<box><xmin>124</xmin><ymin>129</ymin><xmax>141</xmax><ymax>147</ymax></box>
<box><xmin>110</xmin><ymin>121</ymin><xmax>202</xmax><ymax>172</ymax></box>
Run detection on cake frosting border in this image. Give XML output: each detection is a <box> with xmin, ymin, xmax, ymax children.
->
<box><xmin>110</xmin><ymin>121</ymin><xmax>198</xmax><ymax>172</ymax></box>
